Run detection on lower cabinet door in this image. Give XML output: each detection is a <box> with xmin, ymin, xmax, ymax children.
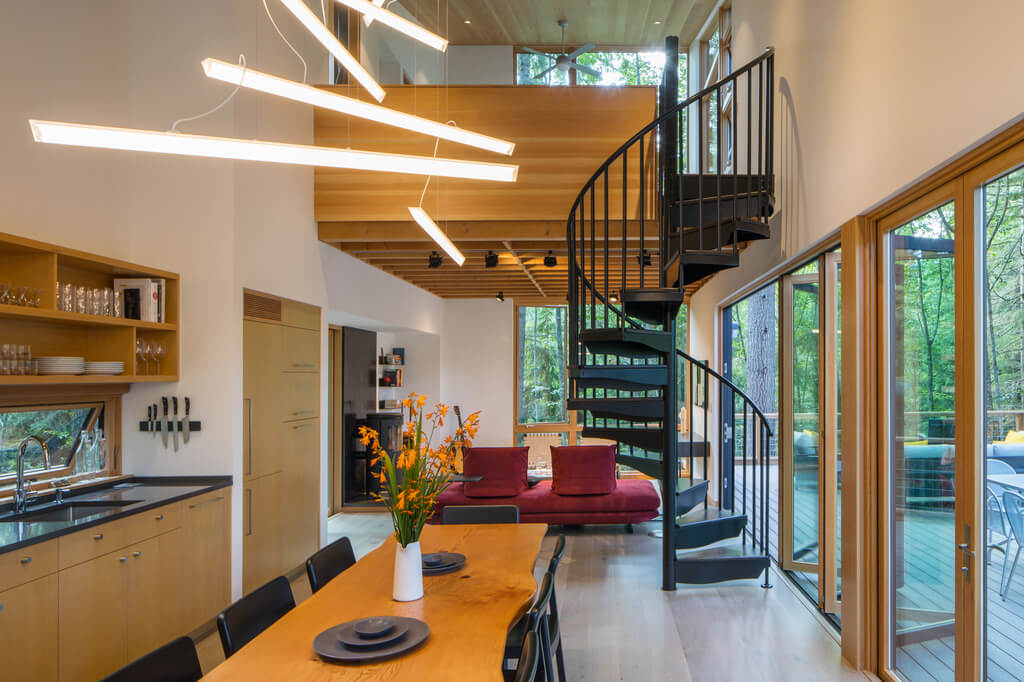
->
<box><xmin>124</xmin><ymin>530</ymin><xmax>183</xmax><ymax>662</ymax></box>
<box><xmin>279</xmin><ymin>418</ymin><xmax>320</xmax><ymax>570</ymax></box>
<box><xmin>59</xmin><ymin>552</ymin><xmax>128</xmax><ymax>682</ymax></box>
<box><xmin>181</xmin><ymin>490</ymin><xmax>231</xmax><ymax>632</ymax></box>
<box><xmin>1</xmin><ymin>575</ymin><xmax>58</xmax><ymax>682</ymax></box>
<box><xmin>243</xmin><ymin>471</ymin><xmax>283</xmax><ymax>593</ymax></box>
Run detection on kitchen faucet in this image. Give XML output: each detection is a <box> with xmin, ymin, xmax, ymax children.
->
<box><xmin>15</xmin><ymin>435</ymin><xmax>50</xmax><ymax>514</ymax></box>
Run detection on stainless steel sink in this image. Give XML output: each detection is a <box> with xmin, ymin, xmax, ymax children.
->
<box><xmin>0</xmin><ymin>499</ymin><xmax>141</xmax><ymax>523</ymax></box>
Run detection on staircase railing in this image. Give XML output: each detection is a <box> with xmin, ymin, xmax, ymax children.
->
<box><xmin>678</xmin><ymin>348</ymin><xmax>775</xmax><ymax>564</ymax></box>
<box><xmin>567</xmin><ymin>46</ymin><xmax>775</xmax><ymax>355</ymax></box>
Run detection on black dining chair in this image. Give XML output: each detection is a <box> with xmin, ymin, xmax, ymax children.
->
<box><xmin>545</xmin><ymin>538</ymin><xmax>567</xmax><ymax>682</ymax></box>
<box><xmin>100</xmin><ymin>636</ymin><xmax>202</xmax><ymax>682</ymax></box>
<box><xmin>507</xmin><ymin>630</ymin><xmax>541</xmax><ymax>682</ymax></box>
<box><xmin>306</xmin><ymin>536</ymin><xmax>357</xmax><ymax>594</ymax></box>
<box><xmin>217</xmin><ymin>575</ymin><xmax>296</xmax><ymax>658</ymax></box>
<box><xmin>441</xmin><ymin>504</ymin><xmax>519</xmax><ymax>524</ymax></box>
<box><xmin>505</xmin><ymin>571</ymin><xmax>556</xmax><ymax>681</ymax></box>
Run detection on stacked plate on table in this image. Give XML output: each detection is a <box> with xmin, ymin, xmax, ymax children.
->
<box><xmin>313</xmin><ymin>616</ymin><xmax>430</xmax><ymax>663</ymax></box>
<box><xmin>422</xmin><ymin>551</ymin><xmax>466</xmax><ymax>576</ymax></box>
<box><xmin>84</xmin><ymin>361</ymin><xmax>125</xmax><ymax>376</ymax></box>
<box><xmin>37</xmin><ymin>356</ymin><xmax>85</xmax><ymax>375</ymax></box>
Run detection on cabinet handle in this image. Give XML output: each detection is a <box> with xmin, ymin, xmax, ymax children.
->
<box><xmin>189</xmin><ymin>495</ymin><xmax>225</xmax><ymax>510</ymax></box>
<box><xmin>293</xmin><ymin>423</ymin><xmax>314</xmax><ymax>430</ymax></box>
<box><xmin>93</xmin><ymin>533</ymin><xmax>104</xmax><ymax>541</ymax></box>
<box><xmin>133</xmin><ymin>551</ymin><xmax>142</xmax><ymax>558</ymax></box>
<box><xmin>245</xmin><ymin>397</ymin><xmax>253</xmax><ymax>475</ymax></box>
<box><xmin>119</xmin><ymin>556</ymin><xmax>128</xmax><ymax>563</ymax></box>
<box><xmin>246</xmin><ymin>488</ymin><xmax>253</xmax><ymax>536</ymax></box>
<box><xmin>20</xmin><ymin>556</ymin><xmax>31</xmax><ymax>565</ymax></box>
<box><xmin>154</xmin><ymin>514</ymin><xmax>164</xmax><ymax>521</ymax></box>
<box><xmin>292</xmin><ymin>362</ymin><xmax>315</xmax><ymax>368</ymax></box>
<box><xmin>292</xmin><ymin>410</ymin><xmax>315</xmax><ymax>416</ymax></box>
<box><xmin>0</xmin><ymin>604</ymin><xmax>4</xmax><ymax>612</ymax></box>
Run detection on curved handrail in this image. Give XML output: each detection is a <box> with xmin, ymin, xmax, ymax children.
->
<box><xmin>676</xmin><ymin>348</ymin><xmax>774</xmax><ymax>437</ymax></box>
<box><xmin>567</xmin><ymin>47</ymin><xmax>775</xmax><ymax>328</ymax></box>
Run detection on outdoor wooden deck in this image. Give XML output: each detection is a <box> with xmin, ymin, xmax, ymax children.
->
<box><xmin>732</xmin><ymin>461</ymin><xmax>1024</xmax><ymax>681</ymax></box>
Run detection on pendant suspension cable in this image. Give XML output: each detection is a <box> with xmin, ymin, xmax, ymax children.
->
<box><xmin>170</xmin><ymin>54</ymin><xmax>247</xmax><ymax>133</ymax></box>
<box><xmin>263</xmin><ymin>0</ymin><xmax>308</xmax><ymax>83</ymax></box>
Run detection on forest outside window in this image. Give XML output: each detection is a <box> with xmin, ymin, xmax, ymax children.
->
<box><xmin>517</xmin><ymin>305</ymin><xmax>568</xmax><ymax>425</ymax></box>
<box><xmin>0</xmin><ymin>403</ymin><xmax>104</xmax><ymax>481</ymax></box>
<box><xmin>515</xmin><ymin>48</ymin><xmax>685</xmax><ymax>87</ymax></box>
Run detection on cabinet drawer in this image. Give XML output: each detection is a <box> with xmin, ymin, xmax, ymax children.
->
<box><xmin>0</xmin><ymin>540</ymin><xmax>58</xmax><ymax>592</ymax></box>
<box><xmin>122</xmin><ymin>502</ymin><xmax>181</xmax><ymax>545</ymax></box>
<box><xmin>59</xmin><ymin>519</ymin><xmax>130</xmax><ymax>569</ymax></box>
<box><xmin>282</xmin><ymin>371</ymin><xmax>319</xmax><ymax>421</ymax></box>
<box><xmin>283</xmin><ymin>326</ymin><xmax>320</xmax><ymax>372</ymax></box>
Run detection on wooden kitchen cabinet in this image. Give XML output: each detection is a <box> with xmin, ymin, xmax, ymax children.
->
<box><xmin>1</xmin><ymin>574</ymin><xmax>59</xmax><ymax>682</ymax></box>
<box><xmin>244</xmin><ymin>320</ymin><xmax>285</xmax><ymax>479</ymax></box>
<box><xmin>124</xmin><ymin>530</ymin><xmax>183</xmax><ymax>662</ymax></box>
<box><xmin>283</xmin><ymin>326</ymin><xmax>320</xmax><ymax>372</ymax></box>
<box><xmin>181</xmin><ymin>489</ymin><xmax>231</xmax><ymax>633</ymax></box>
<box><xmin>59</xmin><ymin>549</ymin><xmax>128</xmax><ymax>682</ymax></box>
<box><xmin>279</xmin><ymin>418</ymin><xmax>320</xmax><ymax>571</ymax></box>
<box><xmin>243</xmin><ymin>471</ymin><xmax>283</xmax><ymax>593</ymax></box>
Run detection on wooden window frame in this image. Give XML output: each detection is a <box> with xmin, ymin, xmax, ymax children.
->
<box><xmin>0</xmin><ymin>384</ymin><xmax>127</xmax><ymax>498</ymax></box>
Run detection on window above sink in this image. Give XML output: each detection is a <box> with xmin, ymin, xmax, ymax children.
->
<box><xmin>0</xmin><ymin>402</ymin><xmax>105</xmax><ymax>483</ymax></box>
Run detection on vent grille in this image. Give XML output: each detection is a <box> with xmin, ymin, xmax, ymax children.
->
<box><xmin>244</xmin><ymin>292</ymin><xmax>282</xmax><ymax>321</ymax></box>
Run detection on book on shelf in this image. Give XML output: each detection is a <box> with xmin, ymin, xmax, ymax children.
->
<box><xmin>378</xmin><ymin>368</ymin><xmax>403</xmax><ymax>388</ymax></box>
<box><xmin>113</xmin><ymin>277</ymin><xmax>166</xmax><ymax>322</ymax></box>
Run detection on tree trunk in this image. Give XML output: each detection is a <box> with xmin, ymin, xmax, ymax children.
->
<box><xmin>745</xmin><ymin>286</ymin><xmax>778</xmax><ymax>414</ymax></box>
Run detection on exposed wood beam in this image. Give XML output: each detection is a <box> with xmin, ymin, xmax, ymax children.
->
<box><xmin>502</xmin><ymin>240</ymin><xmax>544</xmax><ymax>297</ymax></box>
<box><xmin>319</xmin><ymin>221</ymin><xmax>651</xmax><ymax>243</ymax></box>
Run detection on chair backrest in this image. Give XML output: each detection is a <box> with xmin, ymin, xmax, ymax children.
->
<box><xmin>514</xmin><ymin>631</ymin><xmax>541</xmax><ymax>682</ymax></box>
<box><xmin>548</xmin><ymin>535</ymin><xmax>566</xmax><ymax>573</ymax></box>
<box><xmin>306</xmin><ymin>536</ymin><xmax>357</xmax><ymax>594</ymax></box>
<box><xmin>988</xmin><ymin>457</ymin><xmax>1016</xmax><ymax>476</ymax></box>
<box><xmin>440</xmin><ymin>504</ymin><xmax>519</xmax><ymax>524</ymax></box>
<box><xmin>1002</xmin><ymin>490</ymin><xmax>1024</xmax><ymax>543</ymax></box>
<box><xmin>217</xmin><ymin>575</ymin><xmax>295</xmax><ymax>658</ymax></box>
<box><xmin>987</xmin><ymin>486</ymin><xmax>1007</xmax><ymax>536</ymax></box>
<box><xmin>100</xmin><ymin>636</ymin><xmax>202</xmax><ymax>682</ymax></box>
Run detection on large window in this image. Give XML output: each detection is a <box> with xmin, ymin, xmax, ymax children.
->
<box><xmin>515</xmin><ymin>48</ymin><xmax>685</xmax><ymax>88</ymax></box>
<box><xmin>0</xmin><ymin>404</ymin><xmax>104</xmax><ymax>480</ymax></box>
<box><xmin>517</xmin><ymin>305</ymin><xmax>568</xmax><ymax>425</ymax></box>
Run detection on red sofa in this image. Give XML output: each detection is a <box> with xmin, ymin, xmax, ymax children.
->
<box><xmin>431</xmin><ymin>445</ymin><xmax>661</xmax><ymax>526</ymax></box>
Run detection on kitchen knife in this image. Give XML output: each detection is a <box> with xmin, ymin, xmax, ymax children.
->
<box><xmin>172</xmin><ymin>397</ymin><xmax>179</xmax><ymax>452</ymax></box>
<box><xmin>147</xmin><ymin>405</ymin><xmax>153</xmax><ymax>435</ymax></box>
<box><xmin>161</xmin><ymin>397</ymin><xmax>169</xmax><ymax>448</ymax></box>
<box><xmin>183</xmin><ymin>397</ymin><xmax>191</xmax><ymax>444</ymax></box>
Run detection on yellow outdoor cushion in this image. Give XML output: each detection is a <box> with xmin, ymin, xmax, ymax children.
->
<box><xmin>1004</xmin><ymin>430</ymin><xmax>1024</xmax><ymax>444</ymax></box>
<box><xmin>906</xmin><ymin>440</ymin><xmax>927</xmax><ymax>446</ymax></box>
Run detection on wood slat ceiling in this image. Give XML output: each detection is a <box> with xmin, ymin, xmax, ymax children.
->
<box><xmin>396</xmin><ymin>0</ymin><xmax>719</xmax><ymax>48</ymax></box>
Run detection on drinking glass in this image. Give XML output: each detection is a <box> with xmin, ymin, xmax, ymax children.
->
<box><xmin>101</xmin><ymin>288</ymin><xmax>112</xmax><ymax>316</ymax></box>
<box><xmin>75</xmin><ymin>286</ymin><xmax>87</xmax><ymax>314</ymax></box>
<box><xmin>113</xmin><ymin>291</ymin><xmax>121</xmax><ymax>318</ymax></box>
<box><xmin>89</xmin><ymin>288</ymin><xmax>101</xmax><ymax>315</ymax></box>
<box><xmin>153</xmin><ymin>341</ymin><xmax>166</xmax><ymax>375</ymax></box>
<box><xmin>12</xmin><ymin>286</ymin><xmax>27</xmax><ymax>307</ymax></box>
<box><xmin>27</xmin><ymin>288</ymin><xmax>41</xmax><ymax>308</ymax></box>
<box><xmin>62</xmin><ymin>283</ymin><xmax>74</xmax><ymax>312</ymax></box>
<box><xmin>136</xmin><ymin>337</ymin><xmax>148</xmax><ymax>375</ymax></box>
<box><xmin>0</xmin><ymin>283</ymin><xmax>9</xmax><ymax>304</ymax></box>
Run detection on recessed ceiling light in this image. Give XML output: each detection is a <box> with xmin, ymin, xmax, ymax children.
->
<box><xmin>464</xmin><ymin>19</ymin><xmax>471</xmax><ymax>24</ymax></box>
<box><xmin>654</xmin><ymin>20</ymin><xmax>662</xmax><ymax>25</ymax></box>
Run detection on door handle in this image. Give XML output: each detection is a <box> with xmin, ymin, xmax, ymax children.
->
<box><xmin>189</xmin><ymin>495</ymin><xmax>225</xmax><ymax>510</ymax></box>
<box><xmin>957</xmin><ymin>524</ymin><xmax>975</xmax><ymax>583</ymax></box>
<box><xmin>133</xmin><ymin>551</ymin><xmax>142</xmax><ymax>558</ymax></box>
<box><xmin>20</xmin><ymin>556</ymin><xmax>31</xmax><ymax>565</ymax></box>
<box><xmin>246</xmin><ymin>488</ymin><xmax>253</xmax><ymax>536</ymax></box>
<box><xmin>245</xmin><ymin>398</ymin><xmax>253</xmax><ymax>475</ymax></box>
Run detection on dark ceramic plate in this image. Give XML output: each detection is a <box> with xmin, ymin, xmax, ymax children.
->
<box><xmin>422</xmin><ymin>551</ymin><xmax>466</xmax><ymax>575</ymax></box>
<box><xmin>337</xmin><ymin>621</ymin><xmax>409</xmax><ymax>649</ymax></box>
<box><xmin>352</xmin><ymin>617</ymin><xmax>394</xmax><ymax>637</ymax></box>
<box><xmin>314</xmin><ymin>617</ymin><xmax>429</xmax><ymax>663</ymax></box>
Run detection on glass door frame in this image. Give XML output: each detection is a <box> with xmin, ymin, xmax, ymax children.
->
<box><xmin>779</xmin><ymin>250</ymin><xmax>843</xmax><ymax>615</ymax></box>
<box><xmin>876</xmin><ymin>178</ymin><xmax>979</xmax><ymax>682</ymax></box>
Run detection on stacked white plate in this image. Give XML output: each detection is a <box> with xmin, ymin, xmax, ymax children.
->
<box><xmin>37</xmin><ymin>356</ymin><xmax>86</xmax><ymax>375</ymax></box>
<box><xmin>84</xmin><ymin>361</ymin><xmax>125</xmax><ymax>376</ymax></box>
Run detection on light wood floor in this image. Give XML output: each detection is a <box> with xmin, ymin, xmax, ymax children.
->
<box><xmin>196</xmin><ymin>518</ymin><xmax>870</xmax><ymax>681</ymax></box>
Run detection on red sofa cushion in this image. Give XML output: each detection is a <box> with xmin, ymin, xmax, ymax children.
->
<box><xmin>462</xmin><ymin>447</ymin><xmax>529</xmax><ymax>498</ymax></box>
<box><xmin>551</xmin><ymin>445</ymin><xmax>617</xmax><ymax>495</ymax></box>
<box><xmin>431</xmin><ymin>479</ymin><xmax>659</xmax><ymax>524</ymax></box>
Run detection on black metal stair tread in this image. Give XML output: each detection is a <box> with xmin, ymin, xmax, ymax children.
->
<box><xmin>676</xmin><ymin>505</ymin><xmax>745</xmax><ymax>526</ymax></box>
<box><xmin>571</xmin><ymin>365</ymin><xmax>668</xmax><ymax>390</ymax></box>
<box><xmin>675</xmin><ymin>543</ymin><xmax>768</xmax><ymax>562</ymax></box>
<box><xmin>619</xmin><ymin>288</ymin><xmax>685</xmax><ymax>325</ymax></box>
<box><xmin>580</xmin><ymin>327</ymin><xmax>672</xmax><ymax>356</ymax></box>
<box><xmin>567</xmin><ymin>397</ymin><xmax>664</xmax><ymax>422</ymax></box>
<box><xmin>673</xmin><ymin>173</ymin><xmax>774</xmax><ymax>197</ymax></box>
<box><xmin>676</xmin><ymin>479</ymin><xmax>708</xmax><ymax>493</ymax></box>
<box><xmin>620</xmin><ymin>288</ymin><xmax>686</xmax><ymax>303</ymax></box>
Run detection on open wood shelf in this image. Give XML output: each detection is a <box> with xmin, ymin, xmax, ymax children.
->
<box><xmin>0</xmin><ymin>231</ymin><xmax>181</xmax><ymax>387</ymax></box>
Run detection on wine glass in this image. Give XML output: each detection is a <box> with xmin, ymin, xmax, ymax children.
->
<box><xmin>135</xmin><ymin>338</ymin><xmax>148</xmax><ymax>375</ymax></box>
<box><xmin>12</xmin><ymin>286</ymin><xmax>27</xmax><ymax>307</ymax></box>
<box><xmin>0</xmin><ymin>283</ymin><xmax>9</xmax><ymax>305</ymax></box>
<box><xmin>152</xmin><ymin>342</ymin><xmax>166</xmax><ymax>375</ymax></box>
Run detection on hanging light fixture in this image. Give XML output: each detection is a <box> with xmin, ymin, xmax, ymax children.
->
<box><xmin>495</xmin><ymin>291</ymin><xmax>505</xmax><ymax>302</ymax></box>
<box><xmin>28</xmin><ymin>120</ymin><xmax>519</xmax><ymax>182</ymax></box>
<box><xmin>277</xmin><ymin>0</ymin><xmax>386</xmax><ymax>102</ymax></box>
<box><xmin>428</xmin><ymin>251</ymin><xmax>442</xmax><ymax>268</ymax></box>
<box><xmin>334</xmin><ymin>0</ymin><xmax>448</xmax><ymax>52</ymax></box>
<box><xmin>484</xmin><ymin>251</ymin><xmax>498</xmax><ymax>268</ymax></box>
<box><xmin>201</xmin><ymin>59</ymin><xmax>514</xmax><ymax>155</ymax></box>
<box><xmin>409</xmin><ymin>206</ymin><xmax>465</xmax><ymax>266</ymax></box>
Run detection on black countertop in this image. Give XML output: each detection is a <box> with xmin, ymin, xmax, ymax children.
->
<box><xmin>0</xmin><ymin>475</ymin><xmax>231</xmax><ymax>555</ymax></box>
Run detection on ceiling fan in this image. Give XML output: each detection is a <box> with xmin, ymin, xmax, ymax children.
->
<box><xmin>521</xmin><ymin>20</ymin><xmax>601</xmax><ymax>81</ymax></box>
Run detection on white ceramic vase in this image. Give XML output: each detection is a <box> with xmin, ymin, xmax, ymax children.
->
<box><xmin>393</xmin><ymin>540</ymin><xmax>424</xmax><ymax>602</ymax></box>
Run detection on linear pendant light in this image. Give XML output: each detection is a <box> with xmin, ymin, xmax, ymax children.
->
<box><xmin>361</xmin><ymin>0</ymin><xmax>385</xmax><ymax>26</ymax></box>
<box><xmin>277</xmin><ymin>0</ymin><xmax>385</xmax><ymax>102</ymax></box>
<box><xmin>335</xmin><ymin>0</ymin><xmax>447</xmax><ymax>52</ymax></box>
<box><xmin>29</xmin><ymin>120</ymin><xmax>519</xmax><ymax>182</ymax></box>
<box><xmin>409</xmin><ymin>206</ymin><xmax>465</xmax><ymax>265</ymax></box>
<box><xmin>201</xmin><ymin>58</ymin><xmax>514</xmax><ymax>155</ymax></box>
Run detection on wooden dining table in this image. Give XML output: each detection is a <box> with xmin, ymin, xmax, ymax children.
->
<box><xmin>202</xmin><ymin>523</ymin><xmax>548</xmax><ymax>681</ymax></box>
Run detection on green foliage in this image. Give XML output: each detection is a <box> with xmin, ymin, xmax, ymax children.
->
<box><xmin>0</xmin><ymin>407</ymin><xmax>95</xmax><ymax>474</ymax></box>
<box><xmin>516</xmin><ymin>50</ymin><xmax>686</xmax><ymax>90</ymax></box>
<box><xmin>518</xmin><ymin>306</ymin><xmax>567</xmax><ymax>424</ymax></box>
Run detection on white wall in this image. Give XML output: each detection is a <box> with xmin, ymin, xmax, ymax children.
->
<box><xmin>0</xmin><ymin>0</ymin><xmax>443</xmax><ymax>598</ymax></box>
<box><xmin>439</xmin><ymin>299</ymin><xmax>515</xmax><ymax>446</ymax></box>
<box><xmin>688</xmin><ymin>0</ymin><xmax>1024</xmax><ymax>380</ymax></box>
<box><xmin>447</xmin><ymin>46</ymin><xmax>514</xmax><ymax>85</ymax></box>
<box><xmin>377</xmin><ymin>331</ymin><xmax>441</xmax><ymax>407</ymax></box>
<box><xmin>361</xmin><ymin>2</ymin><xmax>445</xmax><ymax>84</ymax></box>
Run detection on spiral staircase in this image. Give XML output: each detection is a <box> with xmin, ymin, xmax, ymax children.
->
<box><xmin>565</xmin><ymin>39</ymin><xmax>777</xmax><ymax>590</ymax></box>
